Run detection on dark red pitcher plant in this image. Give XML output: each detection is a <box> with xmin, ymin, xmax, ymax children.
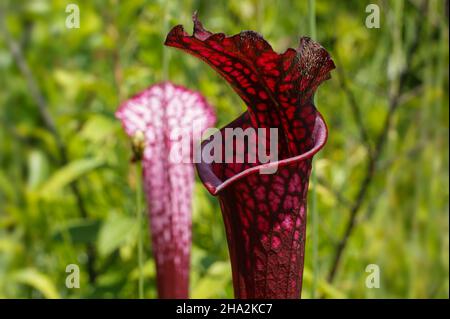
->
<box><xmin>116</xmin><ymin>82</ymin><xmax>216</xmax><ymax>298</ymax></box>
<box><xmin>165</xmin><ymin>14</ymin><xmax>335</xmax><ymax>298</ymax></box>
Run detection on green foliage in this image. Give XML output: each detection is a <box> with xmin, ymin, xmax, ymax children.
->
<box><xmin>11</xmin><ymin>268</ymin><xmax>60</xmax><ymax>299</ymax></box>
<box><xmin>52</xmin><ymin>219</ymin><xmax>101</xmax><ymax>245</ymax></box>
<box><xmin>0</xmin><ymin>0</ymin><xmax>448</xmax><ymax>299</ymax></box>
<box><xmin>98</xmin><ymin>214</ymin><xmax>137</xmax><ymax>257</ymax></box>
<box><xmin>39</xmin><ymin>158</ymin><xmax>104</xmax><ymax>198</ymax></box>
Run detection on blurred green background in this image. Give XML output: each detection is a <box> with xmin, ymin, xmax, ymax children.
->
<box><xmin>0</xmin><ymin>0</ymin><xmax>448</xmax><ymax>299</ymax></box>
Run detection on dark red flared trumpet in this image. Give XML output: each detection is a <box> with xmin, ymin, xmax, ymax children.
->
<box><xmin>165</xmin><ymin>14</ymin><xmax>334</xmax><ymax>298</ymax></box>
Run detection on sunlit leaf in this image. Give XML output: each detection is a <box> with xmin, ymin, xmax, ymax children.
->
<box><xmin>191</xmin><ymin>261</ymin><xmax>232</xmax><ymax>298</ymax></box>
<box><xmin>27</xmin><ymin>149</ymin><xmax>49</xmax><ymax>190</ymax></box>
<box><xmin>12</xmin><ymin>269</ymin><xmax>60</xmax><ymax>299</ymax></box>
<box><xmin>79</xmin><ymin>115</ymin><xmax>117</xmax><ymax>144</ymax></box>
<box><xmin>38</xmin><ymin>158</ymin><xmax>104</xmax><ymax>198</ymax></box>
<box><xmin>97</xmin><ymin>214</ymin><xmax>138</xmax><ymax>256</ymax></box>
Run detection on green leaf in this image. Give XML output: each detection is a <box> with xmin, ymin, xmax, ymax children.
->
<box><xmin>52</xmin><ymin>219</ymin><xmax>101</xmax><ymax>244</ymax></box>
<box><xmin>0</xmin><ymin>238</ymin><xmax>23</xmax><ymax>254</ymax></box>
<box><xmin>79</xmin><ymin>115</ymin><xmax>117</xmax><ymax>144</ymax></box>
<box><xmin>191</xmin><ymin>261</ymin><xmax>232</xmax><ymax>298</ymax></box>
<box><xmin>0</xmin><ymin>170</ymin><xmax>15</xmax><ymax>201</ymax></box>
<box><xmin>129</xmin><ymin>259</ymin><xmax>156</xmax><ymax>280</ymax></box>
<box><xmin>27</xmin><ymin>149</ymin><xmax>49</xmax><ymax>190</ymax></box>
<box><xmin>12</xmin><ymin>268</ymin><xmax>60</xmax><ymax>299</ymax></box>
<box><xmin>97</xmin><ymin>214</ymin><xmax>137</xmax><ymax>256</ymax></box>
<box><xmin>38</xmin><ymin>158</ymin><xmax>104</xmax><ymax>198</ymax></box>
<box><xmin>302</xmin><ymin>268</ymin><xmax>346</xmax><ymax>299</ymax></box>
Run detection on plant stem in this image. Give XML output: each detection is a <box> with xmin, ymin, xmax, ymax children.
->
<box><xmin>136</xmin><ymin>161</ymin><xmax>144</xmax><ymax>299</ymax></box>
<box><xmin>162</xmin><ymin>0</ymin><xmax>170</xmax><ymax>82</ymax></box>
<box><xmin>257</xmin><ymin>0</ymin><xmax>264</xmax><ymax>31</ymax></box>
<box><xmin>308</xmin><ymin>0</ymin><xmax>316</xmax><ymax>39</ymax></box>
<box><xmin>308</xmin><ymin>0</ymin><xmax>318</xmax><ymax>299</ymax></box>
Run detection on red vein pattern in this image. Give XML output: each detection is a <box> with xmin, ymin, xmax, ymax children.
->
<box><xmin>116</xmin><ymin>82</ymin><xmax>216</xmax><ymax>298</ymax></box>
<box><xmin>165</xmin><ymin>14</ymin><xmax>334</xmax><ymax>298</ymax></box>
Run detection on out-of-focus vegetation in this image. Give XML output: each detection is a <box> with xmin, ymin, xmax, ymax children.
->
<box><xmin>0</xmin><ymin>0</ymin><xmax>448</xmax><ymax>299</ymax></box>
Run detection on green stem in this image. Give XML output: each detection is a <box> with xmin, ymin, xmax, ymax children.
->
<box><xmin>162</xmin><ymin>1</ymin><xmax>170</xmax><ymax>81</ymax></box>
<box><xmin>308</xmin><ymin>0</ymin><xmax>318</xmax><ymax>299</ymax></box>
<box><xmin>257</xmin><ymin>0</ymin><xmax>264</xmax><ymax>31</ymax></box>
<box><xmin>308</xmin><ymin>0</ymin><xmax>316</xmax><ymax>39</ymax></box>
<box><xmin>136</xmin><ymin>161</ymin><xmax>144</xmax><ymax>299</ymax></box>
